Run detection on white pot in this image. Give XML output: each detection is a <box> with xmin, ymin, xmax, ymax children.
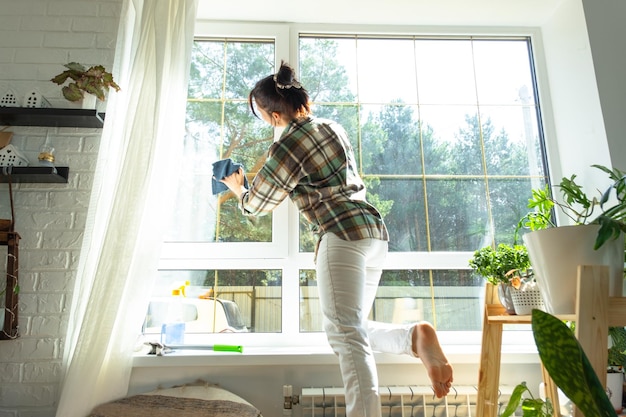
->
<box><xmin>81</xmin><ymin>94</ymin><xmax>97</xmax><ymax>109</ymax></box>
<box><xmin>523</xmin><ymin>224</ymin><xmax>624</xmax><ymax>314</ymax></box>
<box><xmin>606</xmin><ymin>372</ymin><xmax>623</xmax><ymax>413</ymax></box>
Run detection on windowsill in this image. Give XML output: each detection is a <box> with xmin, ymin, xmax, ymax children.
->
<box><xmin>132</xmin><ymin>344</ymin><xmax>540</xmax><ymax>368</ymax></box>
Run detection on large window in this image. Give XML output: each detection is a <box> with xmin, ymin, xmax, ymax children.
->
<box><xmin>146</xmin><ymin>24</ymin><xmax>548</xmax><ymax>348</ymax></box>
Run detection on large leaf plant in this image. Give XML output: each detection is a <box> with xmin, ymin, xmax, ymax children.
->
<box><xmin>531</xmin><ymin>309</ymin><xmax>616</xmax><ymax>417</ymax></box>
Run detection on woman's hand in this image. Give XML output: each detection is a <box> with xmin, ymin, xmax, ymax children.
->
<box><xmin>219</xmin><ymin>167</ymin><xmax>247</xmax><ymax>198</ymax></box>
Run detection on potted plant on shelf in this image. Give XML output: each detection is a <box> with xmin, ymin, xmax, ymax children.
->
<box><xmin>469</xmin><ymin>243</ymin><xmax>533</xmax><ymax>314</ymax></box>
<box><xmin>50</xmin><ymin>62</ymin><xmax>120</xmax><ymax>108</ymax></box>
<box><xmin>518</xmin><ymin>164</ymin><xmax>626</xmax><ymax>314</ymax></box>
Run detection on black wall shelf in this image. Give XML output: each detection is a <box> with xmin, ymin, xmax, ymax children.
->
<box><xmin>0</xmin><ymin>166</ymin><xmax>69</xmax><ymax>183</ymax></box>
<box><xmin>0</xmin><ymin>107</ymin><xmax>105</xmax><ymax>128</ymax></box>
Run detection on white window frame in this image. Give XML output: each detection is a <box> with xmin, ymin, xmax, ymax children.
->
<box><xmin>161</xmin><ymin>22</ymin><xmax>291</xmax><ymax>261</ymax></box>
<box><xmin>156</xmin><ymin>21</ymin><xmax>551</xmax><ymax>351</ymax></box>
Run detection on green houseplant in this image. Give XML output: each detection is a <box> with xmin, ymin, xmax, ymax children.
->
<box><xmin>519</xmin><ymin>164</ymin><xmax>626</xmax><ymax>250</ymax></box>
<box><xmin>608</xmin><ymin>326</ymin><xmax>626</xmax><ymax>370</ymax></box>
<box><xmin>530</xmin><ymin>309</ymin><xmax>617</xmax><ymax>417</ymax></box>
<box><xmin>518</xmin><ymin>164</ymin><xmax>626</xmax><ymax>314</ymax></box>
<box><xmin>469</xmin><ymin>243</ymin><xmax>532</xmax><ymax>314</ymax></box>
<box><xmin>469</xmin><ymin>243</ymin><xmax>531</xmax><ymax>286</ymax></box>
<box><xmin>501</xmin><ymin>381</ymin><xmax>553</xmax><ymax>417</ymax></box>
<box><xmin>50</xmin><ymin>62</ymin><xmax>120</xmax><ymax>102</ymax></box>
<box><xmin>503</xmin><ymin>309</ymin><xmax>618</xmax><ymax>417</ymax></box>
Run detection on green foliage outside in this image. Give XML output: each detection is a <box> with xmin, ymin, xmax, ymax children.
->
<box><xmin>179</xmin><ymin>37</ymin><xmax>546</xmax><ymax>287</ymax></box>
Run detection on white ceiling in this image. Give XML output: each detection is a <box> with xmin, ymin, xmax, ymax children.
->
<box><xmin>196</xmin><ymin>0</ymin><xmax>566</xmax><ymax>26</ymax></box>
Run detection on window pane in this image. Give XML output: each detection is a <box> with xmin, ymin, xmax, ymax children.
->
<box><xmin>489</xmin><ymin>177</ymin><xmax>548</xmax><ymax>243</ymax></box>
<box><xmin>145</xmin><ymin>269</ymin><xmax>282</xmax><ymax>337</ymax></box>
<box><xmin>424</xmin><ymin>271</ymin><xmax>483</xmax><ymax>331</ymax></box>
<box><xmin>356</xmin><ymin>38</ymin><xmax>418</xmax><ymax>103</ymax></box>
<box><xmin>150</xmin><ymin>37</ymin><xmax>282</xmax><ymax>343</ymax></box>
<box><xmin>165</xmin><ymin>39</ymin><xmax>275</xmax><ymax>243</ymax></box>
<box><xmin>299</xmin><ymin>269</ymin><xmax>483</xmax><ymax>332</ymax></box>
<box><xmin>300</xmin><ymin>37</ymin><xmax>358</xmax><ymax>102</ymax></box>
<box><xmin>375</xmin><ymin>270</ymin><xmax>483</xmax><ymax>331</ymax></box>
<box><xmin>420</xmin><ymin>105</ymin><xmax>482</xmax><ymax>175</ymax></box>
<box><xmin>367</xmin><ymin>178</ymin><xmax>427</xmax><ymax>252</ymax></box>
<box><xmin>361</xmin><ymin>104</ymin><xmax>423</xmax><ymax>175</ymax></box>
<box><xmin>426</xmin><ymin>178</ymin><xmax>489</xmax><ymax>251</ymax></box>
<box><xmin>299</xmin><ymin>35</ymin><xmax>547</xmax><ymax>254</ymax></box>
<box><xmin>299</xmin><ymin>269</ymin><xmax>320</xmax><ymax>332</ymax></box>
<box><xmin>473</xmin><ymin>40</ymin><xmax>536</xmax><ymax>105</ymax></box>
<box><xmin>480</xmin><ymin>106</ymin><xmax>544</xmax><ymax>176</ymax></box>
<box><xmin>415</xmin><ymin>39</ymin><xmax>477</xmax><ymax>104</ymax></box>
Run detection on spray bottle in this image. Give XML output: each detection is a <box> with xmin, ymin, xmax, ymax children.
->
<box><xmin>161</xmin><ymin>288</ymin><xmax>186</xmax><ymax>345</ymax></box>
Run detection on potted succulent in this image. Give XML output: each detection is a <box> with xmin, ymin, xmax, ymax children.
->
<box><xmin>469</xmin><ymin>243</ymin><xmax>532</xmax><ymax>314</ymax></box>
<box><xmin>518</xmin><ymin>164</ymin><xmax>626</xmax><ymax>314</ymax></box>
<box><xmin>50</xmin><ymin>62</ymin><xmax>120</xmax><ymax>107</ymax></box>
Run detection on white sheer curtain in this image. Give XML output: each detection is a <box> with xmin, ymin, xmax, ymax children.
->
<box><xmin>55</xmin><ymin>1</ymin><xmax>198</xmax><ymax>416</ymax></box>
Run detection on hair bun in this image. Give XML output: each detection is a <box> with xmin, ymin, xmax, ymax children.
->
<box><xmin>273</xmin><ymin>63</ymin><xmax>302</xmax><ymax>89</ymax></box>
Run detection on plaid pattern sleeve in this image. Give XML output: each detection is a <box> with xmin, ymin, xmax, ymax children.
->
<box><xmin>241</xmin><ymin>117</ymin><xmax>388</xmax><ymax>243</ymax></box>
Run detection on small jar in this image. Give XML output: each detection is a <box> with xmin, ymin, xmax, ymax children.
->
<box><xmin>38</xmin><ymin>144</ymin><xmax>55</xmax><ymax>167</ymax></box>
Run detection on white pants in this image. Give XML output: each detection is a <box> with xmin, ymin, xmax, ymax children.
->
<box><xmin>316</xmin><ymin>233</ymin><xmax>415</xmax><ymax>417</ymax></box>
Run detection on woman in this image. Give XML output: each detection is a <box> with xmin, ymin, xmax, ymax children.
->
<box><xmin>220</xmin><ymin>61</ymin><xmax>453</xmax><ymax>417</ymax></box>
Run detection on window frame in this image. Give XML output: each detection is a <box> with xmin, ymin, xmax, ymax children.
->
<box><xmin>156</xmin><ymin>21</ymin><xmax>552</xmax><ymax>351</ymax></box>
<box><xmin>162</xmin><ymin>21</ymin><xmax>291</xmax><ymax>260</ymax></box>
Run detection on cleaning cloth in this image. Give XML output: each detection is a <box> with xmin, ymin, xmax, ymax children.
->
<box><xmin>211</xmin><ymin>158</ymin><xmax>249</xmax><ymax>195</ymax></box>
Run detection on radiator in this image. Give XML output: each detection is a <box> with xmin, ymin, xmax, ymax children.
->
<box><xmin>299</xmin><ymin>385</ymin><xmax>514</xmax><ymax>417</ymax></box>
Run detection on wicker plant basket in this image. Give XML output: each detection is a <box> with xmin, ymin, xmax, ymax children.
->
<box><xmin>511</xmin><ymin>283</ymin><xmax>545</xmax><ymax>315</ymax></box>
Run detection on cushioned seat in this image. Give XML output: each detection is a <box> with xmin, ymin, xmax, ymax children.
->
<box><xmin>89</xmin><ymin>380</ymin><xmax>262</xmax><ymax>417</ymax></box>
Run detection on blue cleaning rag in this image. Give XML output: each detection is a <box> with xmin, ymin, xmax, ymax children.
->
<box><xmin>211</xmin><ymin>158</ymin><xmax>249</xmax><ymax>195</ymax></box>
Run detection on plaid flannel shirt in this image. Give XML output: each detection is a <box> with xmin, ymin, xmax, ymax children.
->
<box><xmin>240</xmin><ymin>117</ymin><xmax>389</xmax><ymax>244</ymax></box>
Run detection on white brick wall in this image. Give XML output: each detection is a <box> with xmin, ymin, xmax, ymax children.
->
<box><xmin>0</xmin><ymin>1</ymin><xmax>123</xmax><ymax>416</ymax></box>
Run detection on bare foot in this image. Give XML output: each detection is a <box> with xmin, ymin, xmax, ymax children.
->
<box><xmin>412</xmin><ymin>322</ymin><xmax>454</xmax><ymax>398</ymax></box>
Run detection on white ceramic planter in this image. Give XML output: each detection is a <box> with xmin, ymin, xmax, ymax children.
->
<box><xmin>81</xmin><ymin>94</ymin><xmax>97</xmax><ymax>109</ymax></box>
<box><xmin>607</xmin><ymin>372</ymin><xmax>623</xmax><ymax>413</ymax></box>
<box><xmin>523</xmin><ymin>224</ymin><xmax>624</xmax><ymax>314</ymax></box>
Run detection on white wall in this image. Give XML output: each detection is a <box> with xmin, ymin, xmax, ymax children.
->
<box><xmin>537</xmin><ymin>0</ymin><xmax>615</xmax><ymax>205</ymax></box>
<box><xmin>0</xmin><ymin>0</ymin><xmax>621</xmax><ymax>416</ymax></box>
<box><xmin>0</xmin><ymin>1</ymin><xmax>121</xmax><ymax>415</ymax></box>
<box><xmin>581</xmin><ymin>0</ymin><xmax>626</xmax><ymax>169</ymax></box>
